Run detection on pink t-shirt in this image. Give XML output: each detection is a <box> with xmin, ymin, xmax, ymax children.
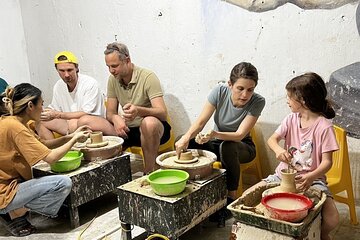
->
<box><xmin>274</xmin><ymin>113</ymin><xmax>339</xmax><ymax>182</ymax></box>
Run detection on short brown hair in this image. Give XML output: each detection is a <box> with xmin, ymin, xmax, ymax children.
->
<box><xmin>104</xmin><ymin>42</ymin><xmax>130</xmax><ymax>61</ymax></box>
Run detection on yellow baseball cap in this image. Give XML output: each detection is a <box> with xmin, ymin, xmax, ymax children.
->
<box><xmin>54</xmin><ymin>51</ymin><xmax>78</xmax><ymax>64</ymax></box>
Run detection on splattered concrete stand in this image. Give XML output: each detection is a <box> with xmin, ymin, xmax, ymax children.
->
<box><xmin>33</xmin><ymin>153</ymin><xmax>131</xmax><ymax>228</ymax></box>
<box><xmin>228</xmin><ymin>184</ymin><xmax>325</xmax><ymax>240</ymax></box>
<box><xmin>117</xmin><ymin>169</ymin><xmax>227</xmax><ymax>240</ymax></box>
<box><xmin>234</xmin><ymin>214</ymin><xmax>321</xmax><ymax>240</ymax></box>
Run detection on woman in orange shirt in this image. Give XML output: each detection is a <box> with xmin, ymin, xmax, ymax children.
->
<box><xmin>0</xmin><ymin>83</ymin><xmax>89</xmax><ymax>236</ymax></box>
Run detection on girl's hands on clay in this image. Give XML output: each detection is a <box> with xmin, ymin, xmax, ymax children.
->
<box><xmin>276</xmin><ymin>149</ymin><xmax>293</xmax><ymax>164</ymax></box>
<box><xmin>295</xmin><ymin>173</ymin><xmax>315</xmax><ymax>192</ymax></box>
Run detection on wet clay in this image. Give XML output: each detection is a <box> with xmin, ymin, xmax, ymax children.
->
<box><xmin>86</xmin><ymin>141</ymin><xmax>109</xmax><ymax>148</ymax></box>
<box><xmin>279</xmin><ymin>168</ymin><xmax>297</xmax><ymax>193</ymax></box>
<box><xmin>72</xmin><ymin>136</ymin><xmax>123</xmax><ymax>161</ymax></box>
<box><xmin>163</xmin><ymin>155</ymin><xmax>212</xmax><ymax>168</ymax></box>
<box><xmin>86</xmin><ymin>131</ymin><xmax>109</xmax><ymax>148</ymax></box>
<box><xmin>179</xmin><ymin>151</ymin><xmax>193</xmax><ymax>160</ymax></box>
<box><xmin>262</xmin><ymin>169</ymin><xmax>298</xmax><ymax>197</ymax></box>
<box><xmin>156</xmin><ymin>150</ymin><xmax>217</xmax><ymax>179</ymax></box>
<box><xmin>175</xmin><ymin>152</ymin><xmax>199</xmax><ymax>164</ymax></box>
<box><xmin>90</xmin><ymin>131</ymin><xmax>104</xmax><ymax>143</ymax></box>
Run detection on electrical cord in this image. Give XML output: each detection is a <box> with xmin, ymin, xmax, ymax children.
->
<box><xmin>77</xmin><ymin>211</ymin><xmax>98</xmax><ymax>240</ymax></box>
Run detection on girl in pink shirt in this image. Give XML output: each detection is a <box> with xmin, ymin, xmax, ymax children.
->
<box><xmin>245</xmin><ymin>72</ymin><xmax>339</xmax><ymax>240</ymax></box>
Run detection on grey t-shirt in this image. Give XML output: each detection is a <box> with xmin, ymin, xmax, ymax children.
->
<box><xmin>208</xmin><ymin>84</ymin><xmax>265</xmax><ymax>132</ymax></box>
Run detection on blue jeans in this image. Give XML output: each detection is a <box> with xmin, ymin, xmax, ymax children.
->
<box><xmin>0</xmin><ymin>175</ymin><xmax>72</xmax><ymax>217</ymax></box>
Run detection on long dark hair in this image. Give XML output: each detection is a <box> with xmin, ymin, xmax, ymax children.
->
<box><xmin>286</xmin><ymin>72</ymin><xmax>335</xmax><ymax>119</ymax></box>
<box><xmin>0</xmin><ymin>83</ymin><xmax>42</xmax><ymax>116</ymax></box>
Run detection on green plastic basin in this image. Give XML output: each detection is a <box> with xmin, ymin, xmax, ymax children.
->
<box><xmin>50</xmin><ymin>151</ymin><xmax>83</xmax><ymax>173</ymax></box>
<box><xmin>148</xmin><ymin>169</ymin><xmax>189</xmax><ymax>196</ymax></box>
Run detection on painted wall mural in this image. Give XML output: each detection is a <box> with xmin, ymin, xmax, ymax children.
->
<box><xmin>224</xmin><ymin>0</ymin><xmax>358</xmax><ymax>12</ymax></box>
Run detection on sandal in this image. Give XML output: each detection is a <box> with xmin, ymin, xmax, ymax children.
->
<box><xmin>0</xmin><ymin>214</ymin><xmax>36</xmax><ymax>237</ymax></box>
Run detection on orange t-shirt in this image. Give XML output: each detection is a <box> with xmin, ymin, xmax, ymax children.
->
<box><xmin>0</xmin><ymin>116</ymin><xmax>51</xmax><ymax>209</ymax></box>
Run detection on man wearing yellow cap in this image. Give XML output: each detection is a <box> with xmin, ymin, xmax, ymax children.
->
<box><xmin>37</xmin><ymin>51</ymin><xmax>115</xmax><ymax>138</ymax></box>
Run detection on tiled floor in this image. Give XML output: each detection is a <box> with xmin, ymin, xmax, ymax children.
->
<box><xmin>1</xmin><ymin>157</ymin><xmax>359</xmax><ymax>240</ymax></box>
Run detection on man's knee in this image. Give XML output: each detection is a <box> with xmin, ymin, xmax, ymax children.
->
<box><xmin>140</xmin><ymin>117</ymin><xmax>163</xmax><ymax>136</ymax></box>
<box><xmin>77</xmin><ymin>115</ymin><xmax>90</xmax><ymax>125</ymax></box>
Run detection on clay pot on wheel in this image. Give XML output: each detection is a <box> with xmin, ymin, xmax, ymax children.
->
<box><xmin>72</xmin><ymin>136</ymin><xmax>124</xmax><ymax>161</ymax></box>
<box><xmin>87</xmin><ymin>131</ymin><xmax>108</xmax><ymax>148</ymax></box>
<box><xmin>279</xmin><ymin>168</ymin><xmax>297</xmax><ymax>193</ymax></box>
<box><xmin>179</xmin><ymin>151</ymin><xmax>193</xmax><ymax>160</ymax></box>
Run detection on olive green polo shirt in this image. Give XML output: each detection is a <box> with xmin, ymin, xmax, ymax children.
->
<box><xmin>107</xmin><ymin>65</ymin><xmax>163</xmax><ymax>127</ymax></box>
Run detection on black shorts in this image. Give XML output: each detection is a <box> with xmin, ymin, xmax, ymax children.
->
<box><xmin>122</xmin><ymin>121</ymin><xmax>171</xmax><ymax>149</ymax></box>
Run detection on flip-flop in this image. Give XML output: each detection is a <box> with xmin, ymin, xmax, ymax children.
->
<box><xmin>0</xmin><ymin>214</ymin><xmax>36</xmax><ymax>237</ymax></box>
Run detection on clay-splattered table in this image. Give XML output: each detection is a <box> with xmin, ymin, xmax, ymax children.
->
<box><xmin>117</xmin><ymin>169</ymin><xmax>227</xmax><ymax>240</ymax></box>
<box><xmin>33</xmin><ymin>153</ymin><xmax>131</xmax><ymax>228</ymax></box>
<box><xmin>228</xmin><ymin>184</ymin><xmax>326</xmax><ymax>239</ymax></box>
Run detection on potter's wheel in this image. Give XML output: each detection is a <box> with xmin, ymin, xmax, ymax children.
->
<box><xmin>173</xmin><ymin>151</ymin><xmax>199</xmax><ymax>164</ymax></box>
<box><xmin>86</xmin><ymin>141</ymin><xmax>109</xmax><ymax>148</ymax></box>
<box><xmin>72</xmin><ymin>136</ymin><xmax>124</xmax><ymax>161</ymax></box>
<box><xmin>174</xmin><ymin>157</ymin><xmax>199</xmax><ymax>164</ymax></box>
<box><xmin>156</xmin><ymin>149</ymin><xmax>217</xmax><ymax>180</ymax></box>
<box><xmin>158</xmin><ymin>151</ymin><xmax>213</xmax><ymax>169</ymax></box>
<box><xmin>74</xmin><ymin>136</ymin><xmax>121</xmax><ymax>149</ymax></box>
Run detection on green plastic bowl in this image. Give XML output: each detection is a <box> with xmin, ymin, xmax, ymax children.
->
<box><xmin>147</xmin><ymin>169</ymin><xmax>189</xmax><ymax>196</ymax></box>
<box><xmin>50</xmin><ymin>151</ymin><xmax>83</xmax><ymax>173</ymax></box>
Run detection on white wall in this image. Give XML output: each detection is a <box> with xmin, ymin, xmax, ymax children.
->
<box><xmin>18</xmin><ymin>0</ymin><xmax>360</xmax><ymax>134</ymax></box>
<box><xmin>0</xmin><ymin>0</ymin><xmax>30</xmax><ymax>86</ymax></box>
<box><xmin>5</xmin><ymin>0</ymin><xmax>360</xmax><ymax>197</ymax></box>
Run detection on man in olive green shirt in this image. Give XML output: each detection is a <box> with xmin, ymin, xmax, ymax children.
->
<box><xmin>104</xmin><ymin>42</ymin><xmax>171</xmax><ymax>174</ymax></box>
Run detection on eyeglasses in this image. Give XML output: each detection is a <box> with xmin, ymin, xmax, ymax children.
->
<box><xmin>107</xmin><ymin>44</ymin><xmax>129</xmax><ymax>59</ymax></box>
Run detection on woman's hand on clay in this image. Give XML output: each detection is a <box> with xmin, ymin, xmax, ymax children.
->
<box><xmin>175</xmin><ymin>136</ymin><xmax>189</xmax><ymax>159</ymax></box>
<box><xmin>195</xmin><ymin>130</ymin><xmax>214</xmax><ymax>144</ymax></box>
<box><xmin>73</xmin><ymin>125</ymin><xmax>91</xmax><ymax>134</ymax></box>
<box><xmin>69</xmin><ymin>125</ymin><xmax>91</xmax><ymax>138</ymax></box>
<box><xmin>72</xmin><ymin>126</ymin><xmax>91</xmax><ymax>143</ymax></box>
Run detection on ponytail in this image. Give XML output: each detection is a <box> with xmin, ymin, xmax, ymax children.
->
<box><xmin>322</xmin><ymin>100</ymin><xmax>335</xmax><ymax>119</ymax></box>
<box><xmin>0</xmin><ymin>83</ymin><xmax>42</xmax><ymax>116</ymax></box>
<box><xmin>0</xmin><ymin>87</ymin><xmax>14</xmax><ymax>116</ymax></box>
